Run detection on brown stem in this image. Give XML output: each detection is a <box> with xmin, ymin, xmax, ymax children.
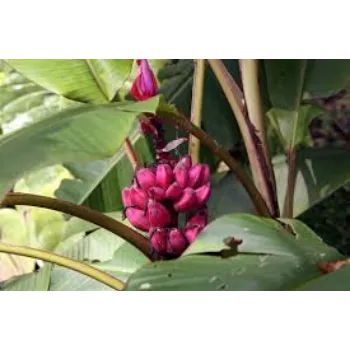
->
<box><xmin>155</xmin><ymin>108</ymin><xmax>272</xmax><ymax>217</ymax></box>
<box><xmin>124</xmin><ymin>137</ymin><xmax>141</xmax><ymax>169</ymax></box>
<box><xmin>1</xmin><ymin>192</ymin><xmax>151</xmax><ymax>260</ymax></box>
<box><xmin>208</xmin><ymin>59</ymin><xmax>278</xmax><ymax>217</ymax></box>
<box><xmin>283</xmin><ymin>148</ymin><xmax>297</xmax><ymax>218</ymax></box>
<box><xmin>5</xmin><ymin>188</ymin><xmax>16</xmax><ymax>209</ymax></box>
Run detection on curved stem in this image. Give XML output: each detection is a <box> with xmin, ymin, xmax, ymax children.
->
<box><xmin>156</xmin><ymin>107</ymin><xmax>272</xmax><ymax>217</ymax></box>
<box><xmin>189</xmin><ymin>59</ymin><xmax>206</xmax><ymax>164</ymax></box>
<box><xmin>1</xmin><ymin>192</ymin><xmax>151</xmax><ymax>259</ymax></box>
<box><xmin>0</xmin><ymin>243</ymin><xmax>124</xmax><ymax>290</ymax></box>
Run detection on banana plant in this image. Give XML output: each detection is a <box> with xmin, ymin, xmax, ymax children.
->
<box><xmin>1</xmin><ymin>59</ymin><xmax>350</xmax><ymax>291</ymax></box>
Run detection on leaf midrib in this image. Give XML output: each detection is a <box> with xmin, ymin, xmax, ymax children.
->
<box><xmin>84</xmin><ymin>59</ymin><xmax>110</xmax><ymax>102</ymax></box>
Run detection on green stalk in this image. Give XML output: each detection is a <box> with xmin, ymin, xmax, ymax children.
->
<box><xmin>283</xmin><ymin>60</ymin><xmax>308</xmax><ymax>218</ymax></box>
<box><xmin>239</xmin><ymin>59</ymin><xmax>279</xmax><ymax>216</ymax></box>
<box><xmin>239</xmin><ymin>60</ymin><xmax>270</xmax><ymax>163</ymax></box>
<box><xmin>189</xmin><ymin>59</ymin><xmax>206</xmax><ymax>164</ymax></box>
<box><xmin>0</xmin><ymin>243</ymin><xmax>124</xmax><ymax>290</ymax></box>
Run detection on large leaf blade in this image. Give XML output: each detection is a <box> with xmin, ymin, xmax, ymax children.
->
<box><xmin>304</xmin><ymin>59</ymin><xmax>350</xmax><ymax>98</ymax></box>
<box><xmin>82</xmin><ymin>134</ymin><xmax>154</xmax><ymax>212</ymax></box>
<box><xmin>207</xmin><ymin>172</ymin><xmax>255</xmax><ymax>220</ymax></box>
<box><xmin>184</xmin><ymin>214</ymin><xmax>306</xmax><ymax>258</ymax></box>
<box><xmin>0</xmin><ymin>97</ymin><xmax>159</xmax><ymax>198</ymax></box>
<box><xmin>295</xmin><ymin>265</ymin><xmax>350</xmax><ymax>291</ymax></box>
<box><xmin>49</xmin><ymin>267</ymin><xmax>114</xmax><ymax>291</ymax></box>
<box><xmin>264</xmin><ymin>59</ymin><xmax>307</xmax><ymax>111</ymax></box>
<box><xmin>6</xmin><ymin>59</ymin><xmax>133</xmax><ymax>103</ymax></box>
<box><xmin>126</xmin><ymin>215</ymin><xmax>340</xmax><ymax>291</ymax></box>
<box><xmin>0</xmin><ymin>209</ymin><xmax>35</xmax><ymax>281</ymax></box>
<box><xmin>1</xmin><ymin>263</ymin><xmax>52</xmax><ymax>291</ymax></box>
<box><xmin>92</xmin><ymin>242</ymin><xmax>149</xmax><ymax>283</ymax></box>
<box><xmin>125</xmin><ymin>255</ymin><xmax>318</xmax><ymax>291</ymax></box>
<box><xmin>280</xmin><ymin>219</ymin><xmax>343</xmax><ymax>262</ymax></box>
<box><xmin>60</xmin><ymin>229</ymin><xmax>125</xmax><ymax>263</ymax></box>
<box><xmin>263</xmin><ymin>59</ymin><xmax>324</xmax><ymax>154</ymax></box>
<box><xmin>2</xmin><ymin>217</ymin><xmax>142</xmax><ymax>291</ymax></box>
<box><xmin>48</xmin><ymin>239</ymin><xmax>148</xmax><ymax>291</ymax></box>
<box><xmin>52</xmin><ymin>219</ymin><xmax>148</xmax><ymax>290</ymax></box>
<box><xmin>61</xmin><ymin>211</ymin><xmax>144</xmax><ymax>241</ymax></box>
<box><xmin>0</xmin><ymin>66</ymin><xmax>80</xmax><ymax>134</ymax></box>
<box><xmin>56</xmin><ymin>132</ymin><xmax>153</xmax><ymax>210</ymax></box>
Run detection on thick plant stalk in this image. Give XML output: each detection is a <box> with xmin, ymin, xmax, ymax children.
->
<box><xmin>1</xmin><ymin>192</ymin><xmax>151</xmax><ymax>259</ymax></box>
<box><xmin>189</xmin><ymin>59</ymin><xmax>206</xmax><ymax>164</ymax></box>
<box><xmin>155</xmin><ymin>108</ymin><xmax>271</xmax><ymax>217</ymax></box>
<box><xmin>0</xmin><ymin>243</ymin><xmax>124</xmax><ymax>290</ymax></box>
<box><xmin>124</xmin><ymin>137</ymin><xmax>141</xmax><ymax>169</ymax></box>
<box><xmin>208</xmin><ymin>59</ymin><xmax>277</xmax><ymax>216</ymax></box>
<box><xmin>239</xmin><ymin>60</ymin><xmax>272</xmax><ymax>172</ymax></box>
<box><xmin>239</xmin><ymin>59</ymin><xmax>279</xmax><ymax>216</ymax></box>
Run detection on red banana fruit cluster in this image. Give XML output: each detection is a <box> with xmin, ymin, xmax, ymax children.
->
<box><xmin>122</xmin><ymin>156</ymin><xmax>211</xmax><ymax>257</ymax></box>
